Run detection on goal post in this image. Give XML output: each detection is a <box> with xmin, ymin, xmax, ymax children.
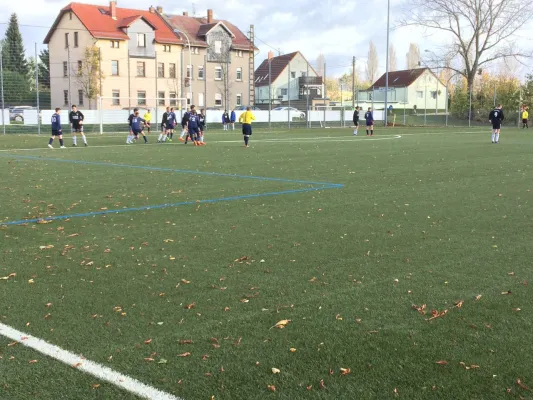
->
<box><xmin>308</xmin><ymin>106</ymin><xmax>353</xmax><ymax>129</ymax></box>
<box><xmin>96</xmin><ymin>96</ymin><xmax>188</xmax><ymax>135</ymax></box>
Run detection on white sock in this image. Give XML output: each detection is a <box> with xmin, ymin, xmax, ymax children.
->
<box><xmin>82</xmin><ymin>135</ymin><xmax>87</xmax><ymax>144</ymax></box>
<box><xmin>495</xmin><ymin>133</ymin><xmax>499</xmax><ymax>142</ymax></box>
<box><xmin>73</xmin><ymin>136</ymin><xmax>77</xmax><ymax>145</ymax></box>
<box><xmin>180</xmin><ymin>130</ymin><xmax>185</xmax><ymax>138</ymax></box>
<box><xmin>162</xmin><ymin>135</ymin><xmax>167</xmax><ymax>141</ymax></box>
<box><xmin>158</xmin><ymin>133</ymin><xmax>163</xmax><ymax>141</ymax></box>
<box><xmin>491</xmin><ymin>132</ymin><xmax>495</xmax><ymax>142</ymax></box>
<box><xmin>200</xmin><ymin>135</ymin><xmax>204</xmax><ymax>143</ymax></box>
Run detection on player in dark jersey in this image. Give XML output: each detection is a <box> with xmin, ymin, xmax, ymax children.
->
<box><xmin>198</xmin><ymin>109</ymin><xmax>206</xmax><ymax>145</ymax></box>
<box><xmin>185</xmin><ymin>109</ymin><xmax>201</xmax><ymax>145</ymax></box>
<box><xmin>158</xmin><ymin>107</ymin><xmax>170</xmax><ymax>142</ymax></box>
<box><xmin>364</xmin><ymin>108</ymin><xmax>374</xmax><ymax>136</ymax></box>
<box><xmin>130</xmin><ymin>110</ymin><xmax>148</xmax><ymax>143</ymax></box>
<box><xmin>69</xmin><ymin>105</ymin><xmax>88</xmax><ymax>146</ymax></box>
<box><xmin>353</xmin><ymin>106</ymin><xmax>360</xmax><ymax>136</ymax></box>
<box><xmin>489</xmin><ymin>104</ymin><xmax>504</xmax><ymax>144</ymax></box>
<box><xmin>126</xmin><ymin>108</ymin><xmax>139</xmax><ymax>144</ymax></box>
<box><xmin>48</xmin><ymin>108</ymin><xmax>65</xmax><ymax>149</ymax></box>
<box><xmin>166</xmin><ymin>108</ymin><xmax>176</xmax><ymax>141</ymax></box>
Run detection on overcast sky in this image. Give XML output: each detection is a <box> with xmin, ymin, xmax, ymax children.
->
<box><xmin>1</xmin><ymin>0</ymin><xmax>531</xmax><ymax>80</ymax></box>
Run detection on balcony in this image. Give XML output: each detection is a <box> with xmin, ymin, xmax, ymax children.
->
<box><xmin>299</xmin><ymin>76</ymin><xmax>323</xmax><ymax>86</ymax></box>
<box><xmin>129</xmin><ymin>48</ymin><xmax>155</xmax><ymax>59</ymax></box>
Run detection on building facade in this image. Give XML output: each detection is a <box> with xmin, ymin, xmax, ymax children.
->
<box><xmin>44</xmin><ymin>2</ymin><xmax>254</xmax><ymax>110</ymax></box>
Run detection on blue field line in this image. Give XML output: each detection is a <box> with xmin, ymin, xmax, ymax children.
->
<box><xmin>0</xmin><ymin>154</ymin><xmax>338</xmax><ymax>186</ymax></box>
<box><xmin>1</xmin><ymin>185</ymin><xmax>342</xmax><ymax>226</ymax></box>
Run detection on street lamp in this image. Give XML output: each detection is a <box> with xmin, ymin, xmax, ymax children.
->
<box><xmin>384</xmin><ymin>0</ymin><xmax>390</xmax><ymax>126</ymax></box>
<box><xmin>174</xmin><ymin>29</ymin><xmax>193</xmax><ymax>107</ymax></box>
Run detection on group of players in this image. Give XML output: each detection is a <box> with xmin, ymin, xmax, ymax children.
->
<box><xmin>126</xmin><ymin>105</ymin><xmax>206</xmax><ymax>146</ymax></box>
<box><xmin>352</xmin><ymin>106</ymin><xmax>375</xmax><ymax>136</ymax></box>
<box><xmin>48</xmin><ymin>105</ymin><xmax>89</xmax><ymax>149</ymax></box>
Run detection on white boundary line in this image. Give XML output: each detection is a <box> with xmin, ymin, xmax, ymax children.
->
<box><xmin>0</xmin><ymin>322</ymin><xmax>181</xmax><ymax>400</ymax></box>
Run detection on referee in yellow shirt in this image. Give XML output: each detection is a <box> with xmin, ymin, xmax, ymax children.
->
<box><xmin>143</xmin><ymin>109</ymin><xmax>152</xmax><ymax>133</ymax></box>
<box><xmin>238</xmin><ymin>107</ymin><xmax>256</xmax><ymax>147</ymax></box>
<box><xmin>522</xmin><ymin>107</ymin><xmax>528</xmax><ymax>129</ymax></box>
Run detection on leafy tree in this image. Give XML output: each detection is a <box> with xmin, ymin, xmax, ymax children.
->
<box><xmin>1</xmin><ymin>13</ymin><xmax>29</xmax><ymax>77</ymax></box>
<box><xmin>74</xmin><ymin>46</ymin><xmax>104</xmax><ymax>109</ymax></box>
<box><xmin>1</xmin><ymin>70</ymin><xmax>31</xmax><ymax>105</ymax></box>
<box><xmin>38</xmin><ymin>49</ymin><xmax>50</xmax><ymax>89</ymax></box>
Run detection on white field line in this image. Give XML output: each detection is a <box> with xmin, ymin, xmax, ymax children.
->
<box><xmin>0</xmin><ymin>322</ymin><xmax>181</xmax><ymax>400</ymax></box>
<box><xmin>0</xmin><ymin>135</ymin><xmax>403</xmax><ymax>152</ymax></box>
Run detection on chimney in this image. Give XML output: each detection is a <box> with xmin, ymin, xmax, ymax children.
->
<box><xmin>207</xmin><ymin>9</ymin><xmax>213</xmax><ymax>23</ymax></box>
<box><xmin>110</xmin><ymin>1</ymin><xmax>117</xmax><ymax>20</ymax></box>
<box><xmin>268</xmin><ymin>51</ymin><xmax>274</xmax><ymax>60</ymax></box>
<box><xmin>183</xmin><ymin>11</ymin><xmax>188</xmax><ymax>16</ymax></box>
<box><xmin>156</xmin><ymin>6</ymin><xmax>163</xmax><ymax>13</ymax></box>
<box><xmin>149</xmin><ymin>6</ymin><xmax>155</xmax><ymax>13</ymax></box>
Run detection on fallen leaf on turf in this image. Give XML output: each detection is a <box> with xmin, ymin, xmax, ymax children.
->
<box><xmin>224</xmin><ymin>307</ymin><xmax>230</xmax><ymax>312</ymax></box>
<box><xmin>163</xmin><ymin>239</ymin><xmax>174</xmax><ymax>243</ymax></box>
<box><xmin>412</xmin><ymin>304</ymin><xmax>427</xmax><ymax>315</ymax></box>
<box><xmin>179</xmin><ymin>339</ymin><xmax>193</xmax><ymax>345</ymax></box>
<box><xmin>512</xmin><ymin>308</ymin><xmax>521</xmax><ymax>312</ymax></box>
<box><xmin>335</xmin><ymin>314</ymin><xmax>343</xmax><ymax>320</ymax></box>
<box><xmin>158</xmin><ymin>359</ymin><xmax>168</xmax><ymax>364</ymax></box>
<box><xmin>508</xmin><ymin>272</ymin><xmax>516</xmax><ymax>276</ymax></box>
<box><xmin>240</xmin><ymin>299</ymin><xmax>249</xmax><ymax>303</ymax></box>
<box><xmin>144</xmin><ymin>339</ymin><xmax>152</xmax><ymax>344</ymax></box>
<box><xmin>181</xmin><ymin>279</ymin><xmax>191</xmax><ymax>284</ymax></box>
<box><xmin>67</xmin><ymin>233</ymin><xmax>80</xmax><ymax>238</ymax></box>
<box><xmin>28</xmin><ymin>279</ymin><xmax>34</xmax><ymax>284</ymax></box>
<box><xmin>475</xmin><ymin>295</ymin><xmax>482</xmax><ymax>301</ymax></box>
<box><xmin>7</xmin><ymin>342</ymin><xmax>17</xmax><ymax>347</ymax></box>
<box><xmin>29</xmin><ymin>360</ymin><xmax>38</xmax><ymax>364</ymax></box>
<box><xmin>435</xmin><ymin>360</ymin><xmax>448</xmax><ymax>365</ymax></box>
<box><xmin>39</xmin><ymin>245</ymin><xmax>54</xmax><ymax>250</ymax></box>
<box><xmin>45</xmin><ymin>303</ymin><xmax>52</xmax><ymax>308</ymax></box>
<box><xmin>271</xmin><ymin>368</ymin><xmax>280</xmax><ymax>374</ymax></box>
<box><xmin>394</xmin><ymin>388</ymin><xmax>399</xmax><ymax>395</ymax></box>
<box><xmin>426</xmin><ymin>309</ymin><xmax>448</xmax><ymax>321</ymax></box>
<box><xmin>516</xmin><ymin>378</ymin><xmax>530</xmax><ymax>390</ymax></box>
<box><xmin>453</xmin><ymin>300</ymin><xmax>464</xmax><ymax>308</ymax></box>
<box><xmin>309</xmin><ymin>277</ymin><xmax>318</xmax><ymax>282</ymax></box>
<box><xmin>329</xmin><ymin>368</ymin><xmax>334</xmax><ymax>375</ymax></box>
<box><xmin>0</xmin><ymin>273</ymin><xmax>16</xmax><ymax>280</ymax></box>
<box><xmin>184</xmin><ymin>303</ymin><xmax>196</xmax><ymax>309</ymax></box>
<box><xmin>144</xmin><ymin>358</ymin><xmax>154</xmax><ymax>362</ymax></box>
<box><xmin>92</xmin><ymin>384</ymin><xmax>100</xmax><ymax>389</ymax></box>
<box><xmin>177</xmin><ymin>352</ymin><xmax>191</xmax><ymax>357</ymax></box>
<box><xmin>355</xmin><ymin>318</ymin><xmax>362</xmax><ymax>324</ymax></box>
<box><xmin>267</xmin><ymin>385</ymin><xmax>276</xmax><ymax>392</ymax></box>
<box><xmin>501</xmin><ymin>291</ymin><xmax>512</xmax><ymax>295</ymax></box>
<box><xmin>307</xmin><ymin>385</ymin><xmax>313</xmax><ymax>391</ymax></box>
<box><xmin>289</xmin><ymin>348</ymin><xmax>297</xmax><ymax>353</ymax></box>
<box><xmin>340</xmin><ymin>368</ymin><xmax>351</xmax><ymax>376</ymax></box>
<box><xmin>271</xmin><ymin>319</ymin><xmax>291</xmax><ymax>329</ymax></box>
<box><xmin>72</xmin><ymin>362</ymin><xmax>82</xmax><ymax>368</ymax></box>
<box><xmin>44</xmin><ymin>313</ymin><xmax>51</xmax><ymax>319</ymax></box>
<box><xmin>459</xmin><ymin>362</ymin><xmax>480</xmax><ymax>370</ymax></box>
<box><xmin>319</xmin><ymin>379</ymin><xmax>326</xmax><ymax>389</ymax></box>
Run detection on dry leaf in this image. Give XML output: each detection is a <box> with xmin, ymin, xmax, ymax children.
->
<box><xmin>67</xmin><ymin>233</ymin><xmax>80</xmax><ymax>237</ymax></box>
<box><xmin>240</xmin><ymin>299</ymin><xmax>249</xmax><ymax>303</ymax></box>
<box><xmin>454</xmin><ymin>300</ymin><xmax>464</xmax><ymax>308</ymax></box>
<box><xmin>329</xmin><ymin>368</ymin><xmax>334</xmax><ymax>375</ymax></box>
<box><xmin>474</xmin><ymin>295</ymin><xmax>482</xmax><ymax>301</ymax></box>
<box><xmin>508</xmin><ymin>272</ymin><xmax>515</xmax><ymax>276</ymax></box>
<box><xmin>289</xmin><ymin>348</ymin><xmax>297</xmax><ymax>353</ymax></box>
<box><xmin>7</xmin><ymin>342</ymin><xmax>17</xmax><ymax>347</ymax></box>
<box><xmin>28</xmin><ymin>279</ymin><xmax>35</xmax><ymax>284</ymax></box>
<box><xmin>45</xmin><ymin>303</ymin><xmax>52</xmax><ymax>308</ymax></box>
<box><xmin>184</xmin><ymin>302</ymin><xmax>196</xmax><ymax>309</ymax></box>
<box><xmin>144</xmin><ymin>339</ymin><xmax>152</xmax><ymax>344</ymax></box>
<box><xmin>92</xmin><ymin>384</ymin><xmax>100</xmax><ymax>389</ymax></box>
<box><xmin>306</xmin><ymin>385</ymin><xmax>313</xmax><ymax>391</ymax></box>
<box><xmin>512</xmin><ymin>308</ymin><xmax>521</xmax><ymax>312</ymax></box>
<box><xmin>516</xmin><ymin>378</ymin><xmax>530</xmax><ymax>390</ymax></box>
<box><xmin>179</xmin><ymin>339</ymin><xmax>193</xmax><ymax>345</ymax></box>
<box><xmin>267</xmin><ymin>385</ymin><xmax>276</xmax><ymax>392</ymax></box>
<box><xmin>39</xmin><ymin>245</ymin><xmax>54</xmax><ymax>250</ymax></box>
<box><xmin>426</xmin><ymin>309</ymin><xmax>448</xmax><ymax>321</ymax></box>
<box><xmin>271</xmin><ymin>319</ymin><xmax>291</xmax><ymax>329</ymax></box>
<box><xmin>177</xmin><ymin>352</ymin><xmax>191</xmax><ymax>357</ymax></box>
<box><xmin>271</xmin><ymin>368</ymin><xmax>280</xmax><ymax>374</ymax></box>
<box><xmin>335</xmin><ymin>314</ymin><xmax>343</xmax><ymax>320</ymax></box>
<box><xmin>319</xmin><ymin>379</ymin><xmax>326</xmax><ymax>389</ymax></box>
<box><xmin>435</xmin><ymin>360</ymin><xmax>448</xmax><ymax>365</ymax></box>
<box><xmin>412</xmin><ymin>304</ymin><xmax>427</xmax><ymax>315</ymax></box>
<box><xmin>144</xmin><ymin>357</ymin><xmax>154</xmax><ymax>362</ymax></box>
<box><xmin>340</xmin><ymin>368</ymin><xmax>351</xmax><ymax>376</ymax></box>
<box><xmin>29</xmin><ymin>360</ymin><xmax>38</xmax><ymax>364</ymax></box>
<box><xmin>72</xmin><ymin>362</ymin><xmax>82</xmax><ymax>368</ymax></box>
<box><xmin>501</xmin><ymin>290</ymin><xmax>512</xmax><ymax>295</ymax></box>
<box><xmin>181</xmin><ymin>279</ymin><xmax>191</xmax><ymax>284</ymax></box>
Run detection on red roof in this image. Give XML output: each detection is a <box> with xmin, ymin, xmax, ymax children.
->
<box><xmin>44</xmin><ymin>2</ymin><xmax>182</xmax><ymax>44</ymax></box>
<box><xmin>368</xmin><ymin>68</ymin><xmax>437</xmax><ymax>89</ymax></box>
<box><xmin>164</xmin><ymin>14</ymin><xmax>253</xmax><ymax>50</ymax></box>
<box><xmin>254</xmin><ymin>52</ymin><xmax>298</xmax><ymax>87</ymax></box>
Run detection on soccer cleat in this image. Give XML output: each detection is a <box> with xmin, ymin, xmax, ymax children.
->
<box><xmin>48</xmin><ymin>144</ymin><xmax>53</xmax><ymax>149</ymax></box>
<box><xmin>60</xmin><ymin>146</ymin><xmax>66</xmax><ymax>149</ymax></box>
<box><xmin>72</xmin><ymin>144</ymin><xmax>77</xmax><ymax>147</ymax></box>
<box><xmin>179</xmin><ymin>137</ymin><xmax>185</xmax><ymax>141</ymax></box>
<box><xmin>168</xmin><ymin>139</ymin><xmax>173</xmax><ymax>142</ymax></box>
<box><xmin>84</xmin><ymin>143</ymin><xmax>88</xmax><ymax>147</ymax></box>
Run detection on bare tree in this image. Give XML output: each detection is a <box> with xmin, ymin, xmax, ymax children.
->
<box><xmin>74</xmin><ymin>46</ymin><xmax>103</xmax><ymax>109</ymax></box>
<box><xmin>389</xmin><ymin>45</ymin><xmax>398</xmax><ymax>72</ymax></box>
<box><xmin>400</xmin><ymin>0</ymin><xmax>533</xmax><ymax>94</ymax></box>
<box><xmin>215</xmin><ymin>51</ymin><xmax>233</xmax><ymax>110</ymax></box>
<box><xmin>406</xmin><ymin>43</ymin><xmax>420</xmax><ymax>69</ymax></box>
<box><xmin>366</xmin><ymin>41</ymin><xmax>378</xmax><ymax>83</ymax></box>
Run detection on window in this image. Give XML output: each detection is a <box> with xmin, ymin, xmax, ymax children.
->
<box><xmin>69</xmin><ymin>11</ymin><xmax>72</xmax><ymax>20</ymax></box>
<box><xmin>163</xmin><ymin>45</ymin><xmax>171</xmax><ymax>52</ymax></box>
<box><xmin>169</xmin><ymin>92</ymin><xmax>177</xmax><ymax>106</ymax></box>
<box><xmin>112</xmin><ymin>90</ymin><xmax>120</xmax><ymax>105</ymax></box>
<box><xmin>158</xmin><ymin>91</ymin><xmax>165</xmax><ymax>106</ymax></box>
<box><xmin>74</xmin><ymin>32</ymin><xmax>79</xmax><ymax>47</ymax></box>
<box><xmin>236</xmin><ymin>50</ymin><xmax>243</xmax><ymax>58</ymax></box>
<box><xmin>291</xmin><ymin>72</ymin><xmax>296</xmax><ymax>78</ymax></box>
<box><xmin>187</xmin><ymin>65</ymin><xmax>192</xmax><ymax>79</ymax></box>
<box><xmin>169</xmin><ymin>63</ymin><xmax>176</xmax><ymax>78</ymax></box>
<box><xmin>65</xmin><ymin>33</ymin><xmax>69</xmax><ymax>48</ymax></box>
<box><xmin>111</xmin><ymin>40</ymin><xmax>120</xmax><ymax>48</ymax></box>
<box><xmin>63</xmin><ymin>61</ymin><xmax>68</xmax><ymax>77</ymax></box>
<box><xmin>111</xmin><ymin>60</ymin><xmax>119</xmax><ymax>76</ymax></box>
<box><xmin>236</xmin><ymin>67</ymin><xmax>242</xmax><ymax>81</ymax></box>
<box><xmin>416</xmin><ymin>90</ymin><xmax>423</xmax><ymax>98</ymax></box>
<box><xmin>136</xmin><ymin>61</ymin><xmax>145</xmax><ymax>77</ymax></box>
<box><xmin>78</xmin><ymin>90</ymin><xmax>84</xmax><ymax>105</ymax></box>
<box><xmin>137</xmin><ymin>33</ymin><xmax>146</xmax><ymax>47</ymax></box>
<box><xmin>214</xmin><ymin>40</ymin><xmax>222</xmax><ymax>54</ymax></box>
<box><xmin>63</xmin><ymin>90</ymin><xmax>69</xmax><ymax>105</ymax></box>
<box><xmin>186</xmin><ymin>92</ymin><xmax>191</xmax><ymax>105</ymax></box>
<box><xmin>194</xmin><ymin>47</ymin><xmax>200</xmax><ymax>55</ymax></box>
<box><xmin>137</xmin><ymin>91</ymin><xmax>146</xmax><ymax>105</ymax></box>
<box><xmin>236</xmin><ymin>94</ymin><xmax>242</xmax><ymax>106</ymax></box>
<box><xmin>198</xmin><ymin>66</ymin><xmax>204</xmax><ymax>80</ymax></box>
<box><xmin>215</xmin><ymin>66</ymin><xmax>222</xmax><ymax>80</ymax></box>
<box><xmin>198</xmin><ymin>93</ymin><xmax>204</xmax><ymax>107</ymax></box>
<box><xmin>301</xmin><ymin>71</ymin><xmax>307</xmax><ymax>77</ymax></box>
<box><xmin>158</xmin><ymin>62</ymin><xmax>164</xmax><ymax>78</ymax></box>
<box><xmin>215</xmin><ymin>93</ymin><xmax>222</xmax><ymax>106</ymax></box>
<box><xmin>77</xmin><ymin>60</ymin><xmax>82</xmax><ymax>73</ymax></box>
<box><xmin>281</xmin><ymin>88</ymin><xmax>288</xmax><ymax>96</ymax></box>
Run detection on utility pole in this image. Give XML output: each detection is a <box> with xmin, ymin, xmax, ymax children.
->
<box><xmin>384</xmin><ymin>0</ymin><xmax>390</xmax><ymax>126</ymax></box>
<box><xmin>352</xmin><ymin>56</ymin><xmax>356</xmax><ymax>108</ymax></box>
<box><xmin>35</xmin><ymin>43</ymin><xmax>40</xmax><ymax>135</ymax></box>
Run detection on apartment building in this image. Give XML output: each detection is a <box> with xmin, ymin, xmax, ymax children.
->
<box><xmin>44</xmin><ymin>2</ymin><xmax>254</xmax><ymax>110</ymax></box>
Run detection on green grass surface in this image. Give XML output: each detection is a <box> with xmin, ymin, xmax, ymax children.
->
<box><xmin>1</xmin><ymin>127</ymin><xmax>532</xmax><ymax>400</ymax></box>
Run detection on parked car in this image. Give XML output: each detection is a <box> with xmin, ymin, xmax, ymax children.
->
<box><xmin>9</xmin><ymin>106</ymin><xmax>35</xmax><ymax>122</ymax></box>
<box><xmin>272</xmin><ymin>107</ymin><xmax>306</xmax><ymax>118</ymax></box>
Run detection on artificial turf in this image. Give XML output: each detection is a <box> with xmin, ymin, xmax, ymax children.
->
<box><xmin>0</xmin><ymin>127</ymin><xmax>532</xmax><ymax>400</ymax></box>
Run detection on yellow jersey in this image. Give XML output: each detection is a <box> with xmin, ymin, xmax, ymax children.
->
<box><xmin>522</xmin><ymin>111</ymin><xmax>529</xmax><ymax>119</ymax></box>
<box><xmin>143</xmin><ymin>112</ymin><xmax>152</xmax><ymax>122</ymax></box>
<box><xmin>238</xmin><ymin>111</ymin><xmax>256</xmax><ymax>124</ymax></box>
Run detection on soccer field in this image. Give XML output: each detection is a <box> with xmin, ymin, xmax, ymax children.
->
<box><xmin>0</xmin><ymin>127</ymin><xmax>532</xmax><ymax>400</ymax></box>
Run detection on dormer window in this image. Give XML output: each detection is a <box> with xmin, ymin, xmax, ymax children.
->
<box><xmin>137</xmin><ymin>33</ymin><xmax>146</xmax><ymax>47</ymax></box>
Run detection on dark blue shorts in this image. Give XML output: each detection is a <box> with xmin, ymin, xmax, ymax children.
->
<box><xmin>132</xmin><ymin>129</ymin><xmax>143</xmax><ymax>136</ymax></box>
<box><xmin>242</xmin><ymin>124</ymin><xmax>252</xmax><ymax>136</ymax></box>
<box><xmin>52</xmin><ymin>130</ymin><xmax>62</xmax><ymax>136</ymax></box>
<box><xmin>189</xmin><ymin>127</ymin><xmax>199</xmax><ymax>135</ymax></box>
<box><xmin>366</xmin><ymin>121</ymin><xmax>373</xmax><ymax>127</ymax></box>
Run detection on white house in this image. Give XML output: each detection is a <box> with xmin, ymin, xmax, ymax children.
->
<box><xmin>254</xmin><ymin>51</ymin><xmax>324</xmax><ymax>106</ymax></box>
<box><xmin>359</xmin><ymin>68</ymin><xmax>447</xmax><ymax>111</ymax></box>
